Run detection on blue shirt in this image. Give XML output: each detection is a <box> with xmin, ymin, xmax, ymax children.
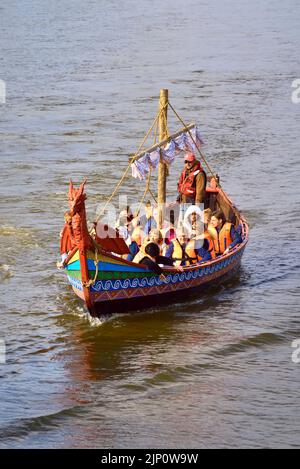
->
<box><xmin>140</xmin><ymin>215</ymin><xmax>157</xmax><ymax>235</ymax></box>
<box><xmin>195</xmin><ymin>246</ymin><xmax>212</xmax><ymax>262</ymax></box>
<box><xmin>126</xmin><ymin>241</ymin><xmax>139</xmax><ymax>262</ymax></box>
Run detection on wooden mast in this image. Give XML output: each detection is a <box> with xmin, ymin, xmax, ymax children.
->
<box><xmin>157</xmin><ymin>89</ymin><xmax>168</xmax><ymax>230</ymax></box>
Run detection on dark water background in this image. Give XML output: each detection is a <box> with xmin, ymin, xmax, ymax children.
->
<box><xmin>0</xmin><ymin>0</ymin><xmax>300</xmax><ymax>448</ymax></box>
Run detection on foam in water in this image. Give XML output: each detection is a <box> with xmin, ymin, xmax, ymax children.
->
<box><xmin>71</xmin><ymin>304</ymin><xmax>128</xmax><ymax>327</ymax></box>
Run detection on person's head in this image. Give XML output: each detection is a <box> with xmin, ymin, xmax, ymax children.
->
<box><xmin>131</xmin><ymin>226</ymin><xmax>143</xmax><ymax>246</ymax></box>
<box><xmin>163</xmin><ymin>228</ymin><xmax>176</xmax><ymax>245</ymax></box>
<box><xmin>149</xmin><ymin>228</ymin><xmax>163</xmax><ymax>245</ymax></box>
<box><xmin>203</xmin><ymin>208</ymin><xmax>212</xmax><ymax>225</ymax></box>
<box><xmin>145</xmin><ymin>200</ymin><xmax>153</xmax><ymax>219</ymax></box>
<box><xmin>184</xmin><ymin>152</ymin><xmax>196</xmax><ymax>170</ymax></box>
<box><xmin>177</xmin><ymin>228</ymin><xmax>188</xmax><ymax>245</ymax></box>
<box><xmin>211</xmin><ymin>210</ymin><xmax>226</xmax><ymax>229</ymax></box>
<box><xmin>190</xmin><ymin>211</ymin><xmax>199</xmax><ymax>224</ymax></box>
<box><xmin>126</xmin><ymin>205</ymin><xmax>134</xmax><ymax>223</ymax></box>
<box><xmin>145</xmin><ymin>242</ymin><xmax>160</xmax><ymax>259</ymax></box>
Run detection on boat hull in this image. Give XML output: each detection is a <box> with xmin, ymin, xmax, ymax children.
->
<box><xmin>67</xmin><ymin>243</ymin><xmax>246</xmax><ymax>316</ymax></box>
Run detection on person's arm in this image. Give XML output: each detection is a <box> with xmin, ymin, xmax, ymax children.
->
<box><xmin>156</xmin><ymin>255</ymin><xmax>175</xmax><ymax>266</ymax></box>
<box><xmin>195</xmin><ymin>171</ymin><xmax>206</xmax><ymax>204</ymax></box>
<box><xmin>126</xmin><ymin>241</ymin><xmax>139</xmax><ymax>262</ymax></box>
<box><xmin>196</xmin><ymin>247</ymin><xmax>212</xmax><ymax>262</ymax></box>
<box><xmin>229</xmin><ymin>225</ymin><xmax>242</xmax><ymax>250</ymax></box>
<box><xmin>165</xmin><ymin>243</ymin><xmax>174</xmax><ymax>258</ymax></box>
<box><xmin>139</xmin><ymin>257</ymin><xmax>163</xmax><ymax>275</ymax></box>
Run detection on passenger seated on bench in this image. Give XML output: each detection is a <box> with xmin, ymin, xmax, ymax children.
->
<box><xmin>130</xmin><ymin>219</ymin><xmax>144</xmax><ymax>247</ymax></box>
<box><xmin>139</xmin><ymin>200</ymin><xmax>157</xmax><ymax>235</ymax></box>
<box><xmin>194</xmin><ymin>210</ymin><xmax>216</xmax><ymax>259</ymax></box>
<box><xmin>132</xmin><ymin>234</ymin><xmax>151</xmax><ymax>263</ymax></box>
<box><xmin>209</xmin><ymin>209</ymin><xmax>242</xmax><ymax>255</ymax></box>
<box><xmin>183</xmin><ymin>205</ymin><xmax>203</xmax><ymax>239</ymax></box>
<box><xmin>165</xmin><ymin>229</ymin><xmax>189</xmax><ymax>267</ymax></box>
<box><xmin>139</xmin><ymin>243</ymin><xmax>183</xmax><ymax>280</ymax></box>
<box><xmin>185</xmin><ymin>229</ymin><xmax>212</xmax><ymax>265</ymax></box>
<box><xmin>131</xmin><ymin>227</ymin><xmax>162</xmax><ymax>263</ymax></box>
<box><xmin>161</xmin><ymin>227</ymin><xmax>176</xmax><ymax>256</ymax></box>
<box><xmin>149</xmin><ymin>228</ymin><xmax>163</xmax><ymax>253</ymax></box>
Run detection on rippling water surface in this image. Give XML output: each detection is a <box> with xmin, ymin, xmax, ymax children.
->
<box><xmin>0</xmin><ymin>0</ymin><xmax>300</xmax><ymax>448</ymax></box>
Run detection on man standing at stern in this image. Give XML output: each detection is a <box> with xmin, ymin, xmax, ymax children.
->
<box><xmin>177</xmin><ymin>152</ymin><xmax>207</xmax><ymax>205</ymax></box>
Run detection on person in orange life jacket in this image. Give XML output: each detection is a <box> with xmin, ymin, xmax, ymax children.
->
<box><xmin>209</xmin><ymin>210</ymin><xmax>242</xmax><ymax>255</ymax></box>
<box><xmin>165</xmin><ymin>229</ymin><xmax>189</xmax><ymax>266</ymax></box>
<box><xmin>199</xmin><ymin>208</ymin><xmax>216</xmax><ymax>259</ymax></box>
<box><xmin>177</xmin><ymin>153</ymin><xmax>207</xmax><ymax>204</ymax></box>
<box><xmin>139</xmin><ymin>200</ymin><xmax>157</xmax><ymax>235</ymax></box>
<box><xmin>139</xmin><ymin>243</ymin><xmax>183</xmax><ymax>281</ymax></box>
<box><xmin>185</xmin><ymin>228</ymin><xmax>212</xmax><ymax>264</ymax></box>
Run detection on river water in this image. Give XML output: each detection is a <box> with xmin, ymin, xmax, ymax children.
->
<box><xmin>0</xmin><ymin>0</ymin><xmax>300</xmax><ymax>449</ymax></box>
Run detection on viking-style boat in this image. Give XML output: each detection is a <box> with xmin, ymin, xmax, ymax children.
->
<box><xmin>59</xmin><ymin>90</ymin><xmax>249</xmax><ymax>316</ymax></box>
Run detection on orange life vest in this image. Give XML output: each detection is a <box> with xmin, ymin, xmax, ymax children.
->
<box><xmin>185</xmin><ymin>230</ymin><xmax>216</xmax><ymax>263</ymax></box>
<box><xmin>208</xmin><ymin>222</ymin><xmax>233</xmax><ymax>254</ymax></box>
<box><xmin>178</xmin><ymin>161</ymin><xmax>203</xmax><ymax>197</ymax></box>
<box><xmin>185</xmin><ymin>235</ymin><xmax>214</xmax><ymax>265</ymax></box>
<box><xmin>171</xmin><ymin>239</ymin><xmax>186</xmax><ymax>266</ymax></box>
<box><xmin>206</xmin><ymin>231</ymin><xmax>216</xmax><ymax>259</ymax></box>
<box><xmin>197</xmin><ymin>230</ymin><xmax>216</xmax><ymax>259</ymax></box>
<box><xmin>185</xmin><ymin>240</ymin><xmax>199</xmax><ymax>265</ymax></box>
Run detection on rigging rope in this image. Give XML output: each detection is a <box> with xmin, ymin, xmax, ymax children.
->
<box><xmin>93</xmin><ymin>106</ymin><xmax>166</xmax><ymax>223</ymax></box>
<box><xmin>167</xmin><ymin>101</ymin><xmax>216</xmax><ymax>178</ymax></box>
<box><xmin>82</xmin><ymin>239</ymin><xmax>99</xmax><ymax>288</ymax></box>
<box><xmin>167</xmin><ymin>101</ymin><xmax>240</xmax><ymax>218</ymax></box>
<box><xmin>136</xmin><ymin>169</ymin><xmax>152</xmax><ymax>216</ymax></box>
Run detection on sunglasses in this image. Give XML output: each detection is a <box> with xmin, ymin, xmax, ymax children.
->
<box><xmin>184</xmin><ymin>160</ymin><xmax>193</xmax><ymax>164</ymax></box>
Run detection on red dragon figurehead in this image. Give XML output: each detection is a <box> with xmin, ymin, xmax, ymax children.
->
<box><xmin>67</xmin><ymin>180</ymin><xmax>92</xmax><ymax>249</ymax></box>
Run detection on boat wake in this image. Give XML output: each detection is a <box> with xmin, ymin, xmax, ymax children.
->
<box><xmin>72</xmin><ymin>306</ymin><xmax>122</xmax><ymax>327</ymax></box>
